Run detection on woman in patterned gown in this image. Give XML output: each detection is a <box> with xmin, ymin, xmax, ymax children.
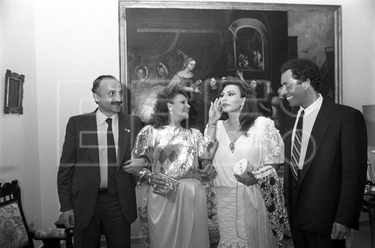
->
<box><xmin>206</xmin><ymin>77</ymin><xmax>288</xmax><ymax>248</ymax></box>
<box><xmin>132</xmin><ymin>86</ymin><xmax>221</xmax><ymax>248</ymax></box>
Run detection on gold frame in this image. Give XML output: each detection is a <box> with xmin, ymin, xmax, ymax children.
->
<box><xmin>119</xmin><ymin>1</ymin><xmax>342</xmax><ymax>115</ymax></box>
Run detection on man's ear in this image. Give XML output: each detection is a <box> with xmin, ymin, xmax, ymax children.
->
<box><xmin>302</xmin><ymin>80</ymin><xmax>311</xmax><ymax>90</ymax></box>
<box><xmin>93</xmin><ymin>92</ymin><xmax>100</xmax><ymax>103</ymax></box>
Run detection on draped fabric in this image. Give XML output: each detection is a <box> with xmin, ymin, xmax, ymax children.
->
<box><xmin>133</xmin><ymin>125</ymin><xmax>212</xmax><ymax>248</ymax></box>
<box><xmin>253</xmin><ymin>165</ymin><xmax>290</xmax><ymax>245</ymax></box>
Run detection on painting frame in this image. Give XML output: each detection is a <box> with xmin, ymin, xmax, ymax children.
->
<box><xmin>119</xmin><ymin>1</ymin><xmax>342</xmax><ymax>124</ymax></box>
<box><xmin>4</xmin><ymin>69</ymin><xmax>25</xmax><ymax>115</ymax></box>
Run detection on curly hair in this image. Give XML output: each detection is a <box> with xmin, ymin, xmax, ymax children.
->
<box><xmin>280</xmin><ymin>58</ymin><xmax>322</xmax><ymax>92</ymax></box>
<box><xmin>150</xmin><ymin>86</ymin><xmax>188</xmax><ymax>128</ymax></box>
<box><xmin>220</xmin><ymin>76</ymin><xmax>260</xmax><ymax>134</ymax></box>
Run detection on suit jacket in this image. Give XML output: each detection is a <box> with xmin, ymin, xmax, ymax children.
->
<box><xmin>57</xmin><ymin>110</ymin><xmax>143</xmax><ymax>230</ymax></box>
<box><xmin>283</xmin><ymin>98</ymin><xmax>367</xmax><ymax>235</ymax></box>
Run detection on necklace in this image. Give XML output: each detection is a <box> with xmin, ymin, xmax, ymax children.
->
<box><xmin>224</xmin><ymin>120</ymin><xmax>240</xmax><ymax>154</ymax></box>
<box><xmin>229</xmin><ymin>142</ymin><xmax>235</xmax><ymax>153</ymax></box>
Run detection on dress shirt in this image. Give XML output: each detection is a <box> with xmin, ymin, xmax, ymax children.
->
<box><xmin>292</xmin><ymin>94</ymin><xmax>323</xmax><ymax>170</ymax></box>
<box><xmin>96</xmin><ymin>110</ymin><xmax>119</xmax><ymax>188</ymax></box>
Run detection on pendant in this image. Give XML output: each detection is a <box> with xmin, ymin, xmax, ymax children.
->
<box><xmin>229</xmin><ymin>142</ymin><xmax>235</xmax><ymax>153</ymax></box>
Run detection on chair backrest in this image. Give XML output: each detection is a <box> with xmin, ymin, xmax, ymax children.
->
<box><xmin>0</xmin><ymin>180</ymin><xmax>34</xmax><ymax>248</ymax></box>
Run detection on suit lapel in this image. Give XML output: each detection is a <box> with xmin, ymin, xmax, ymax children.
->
<box><xmin>299</xmin><ymin>99</ymin><xmax>331</xmax><ymax>183</ymax></box>
<box><xmin>117</xmin><ymin>113</ymin><xmax>130</xmax><ymax>172</ymax></box>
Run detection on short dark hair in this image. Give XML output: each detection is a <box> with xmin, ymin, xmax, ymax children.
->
<box><xmin>220</xmin><ymin>76</ymin><xmax>260</xmax><ymax>134</ymax></box>
<box><xmin>280</xmin><ymin>59</ymin><xmax>322</xmax><ymax>92</ymax></box>
<box><xmin>150</xmin><ymin>86</ymin><xmax>188</xmax><ymax>128</ymax></box>
<box><xmin>91</xmin><ymin>75</ymin><xmax>118</xmax><ymax>94</ymax></box>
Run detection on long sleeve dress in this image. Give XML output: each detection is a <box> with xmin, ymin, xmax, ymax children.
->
<box><xmin>133</xmin><ymin>125</ymin><xmax>213</xmax><ymax>248</ymax></box>
<box><xmin>210</xmin><ymin>116</ymin><xmax>285</xmax><ymax>248</ymax></box>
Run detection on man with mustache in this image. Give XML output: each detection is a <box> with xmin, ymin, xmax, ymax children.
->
<box><xmin>58</xmin><ymin>75</ymin><xmax>145</xmax><ymax>248</ymax></box>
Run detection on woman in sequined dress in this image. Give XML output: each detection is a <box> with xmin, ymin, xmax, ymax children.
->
<box><xmin>207</xmin><ymin>77</ymin><xmax>287</xmax><ymax>248</ymax></box>
<box><xmin>132</xmin><ymin>86</ymin><xmax>221</xmax><ymax>248</ymax></box>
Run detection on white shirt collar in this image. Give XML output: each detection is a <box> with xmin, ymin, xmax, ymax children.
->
<box><xmin>298</xmin><ymin>94</ymin><xmax>323</xmax><ymax>117</ymax></box>
<box><xmin>96</xmin><ymin>109</ymin><xmax>118</xmax><ymax>125</ymax></box>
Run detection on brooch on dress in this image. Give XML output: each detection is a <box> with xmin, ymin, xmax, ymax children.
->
<box><xmin>229</xmin><ymin>142</ymin><xmax>235</xmax><ymax>153</ymax></box>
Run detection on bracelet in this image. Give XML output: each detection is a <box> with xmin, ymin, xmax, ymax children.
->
<box><xmin>138</xmin><ymin>168</ymin><xmax>148</xmax><ymax>179</ymax></box>
<box><xmin>137</xmin><ymin>168</ymin><xmax>153</xmax><ymax>187</ymax></box>
<box><xmin>147</xmin><ymin>172</ymin><xmax>153</xmax><ymax>185</ymax></box>
<box><xmin>140</xmin><ymin>157</ymin><xmax>150</xmax><ymax>169</ymax></box>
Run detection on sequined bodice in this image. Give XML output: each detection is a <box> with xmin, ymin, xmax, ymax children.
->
<box><xmin>133</xmin><ymin>125</ymin><xmax>211</xmax><ymax>179</ymax></box>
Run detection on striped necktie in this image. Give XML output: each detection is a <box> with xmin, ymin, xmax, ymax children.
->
<box><xmin>290</xmin><ymin>110</ymin><xmax>304</xmax><ymax>181</ymax></box>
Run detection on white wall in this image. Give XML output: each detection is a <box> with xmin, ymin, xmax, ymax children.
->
<box><xmin>1</xmin><ymin>0</ymin><xmax>374</xmax><ymax>240</ymax></box>
<box><xmin>0</xmin><ymin>0</ymin><xmax>42</xmax><ymax>231</ymax></box>
<box><xmin>34</xmin><ymin>0</ymin><xmax>119</xmax><ymax>228</ymax></box>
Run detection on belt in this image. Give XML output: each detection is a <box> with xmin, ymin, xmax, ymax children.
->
<box><xmin>98</xmin><ymin>188</ymin><xmax>108</xmax><ymax>193</ymax></box>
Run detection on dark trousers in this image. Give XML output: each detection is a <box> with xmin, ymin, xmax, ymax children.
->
<box><xmin>291</xmin><ymin>228</ymin><xmax>346</xmax><ymax>248</ymax></box>
<box><xmin>290</xmin><ymin>181</ymin><xmax>345</xmax><ymax>248</ymax></box>
<box><xmin>74</xmin><ymin>193</ymin><xmax>131</xmax><ymax>248</ymax></box>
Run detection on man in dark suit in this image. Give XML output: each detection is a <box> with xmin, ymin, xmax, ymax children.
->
<box><xmin>57</xmin><ymin>75</ymin><xmax>145</xmax><ymax>248</ymax></box>
<box><xmin>280</xmin><ymin>59</ymin><xmax>368</xmax><ymax>248</ymax></box>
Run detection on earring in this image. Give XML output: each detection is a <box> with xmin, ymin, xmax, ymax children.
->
<box><xmin>240</xmin><ymin>102</ymin><xmax>244</xmax><ymax>111</ymax></box>
<box><xmin>169</xmin><ymin>108</ymin><xmax>173</xmax><ymax>113</ymax></box>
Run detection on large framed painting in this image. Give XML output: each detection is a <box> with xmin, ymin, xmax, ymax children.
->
<box><xmin>119</xmin><ymin>1</ymin><xmax>342</xmax><ymax>132</ymax></box>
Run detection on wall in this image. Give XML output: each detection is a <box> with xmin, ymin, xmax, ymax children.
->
<box><xmin>0</xmin><ymin>0</ymin><xmax>374</xmax><ymax>241</ymax></box>
<box><xmin>0</xmin><ymin>0</ymin><xmax>42</xmax><ymax>232</ymax></box>
<box><xmin>34</xmin><ymin>0</ymin><xmax>120</xmax><ymax>228</ymax></box>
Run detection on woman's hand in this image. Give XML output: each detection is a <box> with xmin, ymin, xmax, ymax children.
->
<box><xmin>193</xmin><ymin>88</ymin><xmax>202</xmax><ymax>94</ymax></box>
<box><xmin>209</xmin><ymin>98</ymin><xmax>222</xmax><ymax>123</ymax></box>
<box><xmin>200</xmin><ymin>163</ymin><xmax>217</xmax><ymax>179</ymax></box>
<box><xmin>234</xmin><ymin>171</ymin><xmax>257</xmax><ymax>186</ymax></box>
<box><xmin>150</xmin><ymin>173</ymin><xmax>167</xmax><ymax>188</ymax></box>
<box><xmin>236</xmin><ymin>70</ymin><xmax>244</xmax><ymax>81</ymax></box>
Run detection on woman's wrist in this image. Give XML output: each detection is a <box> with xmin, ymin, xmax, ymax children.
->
<box><xmin>137</xmin><ymin>168</ymin><xmax>153</xmax><ymax>186</ymax></box>
<box><xmin>208</xmin><ymin>120</ymin><xmax>217</xmax><ymax>127</ymax></box>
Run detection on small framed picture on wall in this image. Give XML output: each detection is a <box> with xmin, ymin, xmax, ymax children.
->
<box><xmin>4</xmin><ymin>69</ymin><xmax>25</xmax><ymax>114</ymax></box>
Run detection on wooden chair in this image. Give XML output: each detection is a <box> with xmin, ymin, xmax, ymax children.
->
<box><xmin>0</xmin><ymin>180</ymin><xmax>73</xmax><ymax>248</ymax></box>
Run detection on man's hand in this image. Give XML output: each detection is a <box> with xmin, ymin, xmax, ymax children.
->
<box><xmin>122</xmin><ymin>158</ymin><xmax>146</xmax><ymax>175</ymax></box>
<box><xmin>331</xmin><ymin>222</ymin><xmax>351</xmax><ymax>240</ymax></box>
<box><xmin>62</xmin><ymin>209</ymin><xmax>75</xmax><ymax>229</ymax></box>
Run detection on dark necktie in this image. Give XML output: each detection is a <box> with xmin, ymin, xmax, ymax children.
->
<box><xmin>290</xmin><ymin>110</ymin><xmax>304</xmax><ymax>181</ymax></box>
<box><xmin>106</xmin><ymin>118</ymin><xmax>117</xmax><ymax>196</ymax></box>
